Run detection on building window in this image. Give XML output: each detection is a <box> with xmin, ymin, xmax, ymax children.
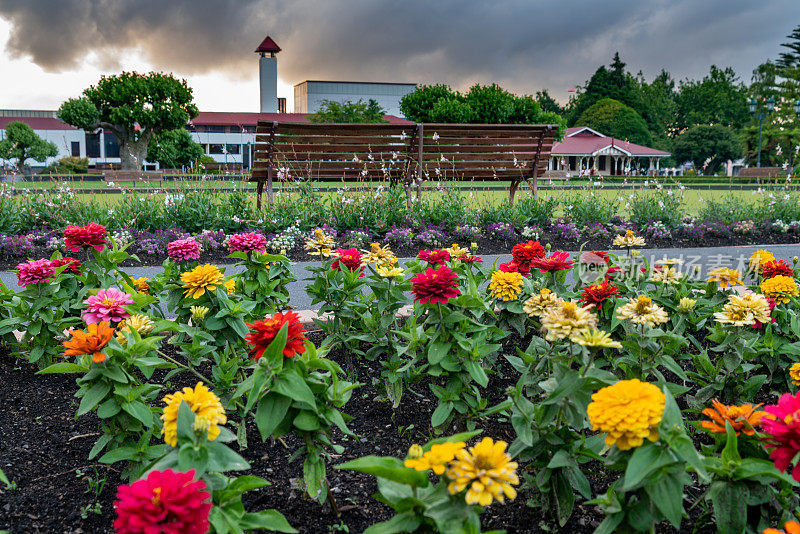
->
<box><xmin>104</xmin><ymin>132</ymin><xmax>120</xmax><ymax>158</ymax></box>
<box><xmin>599</xmin><ymin>156</ymin><xmax>606</xmax><ymax>171</ymax></box>
<box><xmin>71</xmin><ymin>142</ymin><xmax>80</xmax><ymax>157</ymax></box>
<box><xmin>209</xmin><ymin>144</ymin><xmax>225</xmax><ymax>154</ymax></box>
<box><xmin>225</xmin><ymin>144</ymin><xmax>240</xmax><ymax>154</ymax></box>
<box><xmin>85</xmin><ymin>133</ymin><xmax>100</xmax><ymax>158</ymax></box>
<box><xmin>569</xmin><ymin>156</ymin><xmax>577</xmax><ymax>171</ymax></box>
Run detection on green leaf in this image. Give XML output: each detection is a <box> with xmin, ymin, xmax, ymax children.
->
<box><xmin>77</xmin><ymin>380</ymin><xmax>112</xmax><ymax>416</ymax></box>
<box><xmin>293</xmin><ymin>411</ymin><xmax>321</xmax><ymax>431</ymax></box>
<box><xmin>255</xmin><ymin>393</ymin><xmax>291</xmax><ymax>440</ymax></box>
<box><xmin>463</xmin><ymin>360</ymin><xmax>489</xmax><ymax>387</ymax></box>
<box><xmin>431</xmin><ymin>402</ymin><xmax>453</xmax><ymax>428</ymax></box>
<box><xmin>122</xmin><ymin>401</ymin><xmax>154</xmax><ymax>427</ymax></box>
<box><xmin>427</xmin><ymin>341</ymin><xmax>451</xmax><ymax>365</ymax></box>
<box><xmin>645</xmin><ymin>472</ymin><xmax>684</xmax><ymax>528</ymax></box>
<box><xmin>220</xmin><ymin>475</ymin><xmax>270</xmax><ymax>501</ymax></box>
<box><xmin>709</xmin><ymin>482</ymin><xmax>747</xmax><ymax>534</ymax></box>
<box><xmin>98</xmin><ymin>446</ymin><xmax>138</xmax><ymax>464</ymax></box>
<box><xmin>336</xmin><ymin>456</ymin><xmax>430</xmax><ymax>488</ymax></box>
<box><xmin>272</xmin><ymin>371</ymin><xmax>316</xmax><ymax>410</ymax></box>
<box><xmin>303</xmin><ymin>455</ymin><xmax>325</xmax><ymax>500</ymax></box>
<box><xmin>36</xmin><ymin>362</ymin><xmax>89</xmax><ymax>374</ymax></box>
<box><xmin>623</xmin><ymin>442</ymin><xmax>676</xmax><ymax>491</ymax></box>
<box><xmin>240</xmin><ymin>510</ymin><xmax>298</xmax><ymax>533</ymax></box>
<box><xmin>721</xmin><ymin>422</ymin><xmax>741</xmax><ymax>463</ymax></box>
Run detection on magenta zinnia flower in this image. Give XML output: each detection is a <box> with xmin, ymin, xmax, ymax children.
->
<box><xmin>83</xmin><ymin>288</ymin><xmax>134</xmax><ymax>324</ymax></box>
<box><xmin>332</xmin><ymin>248</ymin><xmax>364</xmax><ymax>275</ymax></box>
<box><xmin>229</xmin><ymin>232</ymin><xmax>267</xmax><ymax>253</ymax></box>
<box><xmin>64</xmin><ymin>223</ymin><xmax>106</xmax><ymax>252</ymax></box>
<box><xmin>51</xmin><ymin>257</ymin><xmax>82</xmax><ymax>274</ymax></box>
<box><xmin>417</xmin><ymin>249</ymin><xmax>451</xmax><ymax>265</ymax></box>
<box><xmin>411</xmin><ymin>266</ymin><xmax>461</xmax><ymax>304</ymax></box>
<box><xmin>167</xmin><ymin>237</ymin><xmax>201</xmax><ymax>262</ymax></box>
<box><xmin>530</xmin><ymin>251</ymin><xmax>574</xmax><ymax>273</ymax></box>
<box><xmin>762</xmin><ymin>391</ymin><xmax>800</xmax><ymax>480</ymax></box>
<box><xmin>499</xmin><ymin>260</ymin><xmax>531</xmax><ymax>276</ymax></box>
<box><xmin>113</xmin><ymin>469</ymin><xmax>211</xmax><ymax>534</ymax></box>
<box><xmin>16</xmin><ymin>259</ymin><xmax>54</xmax><ymax>286</ymax></box>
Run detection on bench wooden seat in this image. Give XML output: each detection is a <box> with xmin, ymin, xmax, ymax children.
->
<box><xmin>251</xmin><ymin>121</ymin><xmax>558</xmax><ymax>208</ymax></box>
<box><xmin>542</xmin><ymin>170</ymin><xmax>570</xmax><ymax>180</ymax></box>
<box><xmin>737</xmin><ymin>167</ymin><xmax>784</xmax><ymax>181</ymax></box>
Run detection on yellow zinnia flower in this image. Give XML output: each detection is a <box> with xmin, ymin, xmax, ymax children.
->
<box><xmin>361</xmin><ymin>242</ymin><xmax>397</xmax><ymax>267</ymax></box>
<box><xmin>677</xmin><ymin>297</ymin><xmax>696</xmax><ymax>313</ymax></box>
<box><xmin>790</xmin><ymin>363</ymin><xmax>800</xmax><ymax>386</ymax></box>
<box><xmin>587</xmin><ymin>379</ymin><xmax>665</xmax><ymax>450</ymax></box>
<box><xmin>304</xmin><ymin>229</ymin><xmax>336</xmax><ymax>257</ymax></box>
<box><xmin>714</xmin><ymin>293</ymin><xmax>772</xmax><ymax>326</ymax></box>
<box><xmin>523</xmin><ymin>288</ymin><xmax>563</xmax><ymax>318</ymax></box>
<box><xmin>115</xmin><ymin>314</ymin><xmax>155</xmax><ymax>344</ymax></box>
<box><xmin>181</xmin><ymin>264</ymin><xmax>224</xmax><ymax>299</ymax></box>
<box><xmin>161</xmin><ymin>382</ymin><xmax>226</xmax><ymax>447</ymax></box>
<box><xmin>448</xmin><ymin>243</ymin><xmax>468</xmax><ymax>258</ymax></box>
<box><xmin>488</xmin><ymin>270</ymin><xmax>523</xmax><ymax>301</ymax></box>
<box><xmin>650</xmin><ymin>266</ymin><xmax>682</xmax><ymax>285</ymax></box>
<box><xmin>376</xmin><ymin>265</ymin><xmax>405</xmax><ymax>278</ymax></box>
<box><xmin>749</xmin><ymin>249</ymin><xmax>775</xmax><ymax>274</ymax></box>
<box><xmin>707</xmin><ymin>267</ymin><xmax>743</xmax><ymax>288</ymax></box>
<box><xmin>404</xmin><ymin>441</ymin><xmax>465</xmax><ymax>475</ymax></box>
<box><xmin>541</xmin><ymin>301</ymin><xmax>598</xmax><ymax>341</ymax></box>
<box><xmin>571</xmin><ymin>329</ymin><xmax>622</xmax><ymax>349</ymax></box>
<box><xmin>760</xmin><ymin>275</ymin><xmax>798</xmax><ymax>304</ymax></box>
<box><xmin>617</xmin><ymin>295</ymin><xmax>670</xmax><ymax>327</ymax></box>
<box><xmin>446</xmin><ymin>437</ymin><xmax>519</xmax><ymax>506</ymax></box>
<box><xmin>130</xmin><ymin>276</ymin><xmax>149</xmax><ymax>293</ymax></box>
<box><xmin>612</xmin><ymin>230</ymin><xmax>646</xmax><ymax>248</ymax></box>
<box><xmin>224</xmin><ymin>278</ymin><xmax>236</xmax><ymax>295</ymax></box>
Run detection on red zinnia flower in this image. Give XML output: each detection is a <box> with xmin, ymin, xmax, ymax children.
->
<box><xmin>229</xmin><ymin>232</ymin><xmax>267</xmax><ymax>253</ymax></box>
<box><xmin>113</xmin><ymin>469</ymin><xmax>211</xmax><ymax>534</ymax></box>
<box><xmin>16</xmin><ymin>259</ymin><xmax>54</xmax><ymax>286</ymax></box>
<box><xmin>580</xmin><ymin>279</ymin><xmax>619</xmax><ymax>310</ymax></box>
<box><xmin>512</xmin><ymin>240</ymin><xmax>545</xmax><ymax>270</ymax></box>
<box><xmin>762</xmin><ymin>260</ymin><xmax>795</xmax><ymax>279</ymax></box>
<box><xmin>761</xmin><ymin>391</ymin><xmax>800</xmax><ymax>481</ymax></box>
<box><xmin>753</xmin><ymin>295</ymin><xmax>777</xmax><ymax>330</ymax></box>
<box><xmin>246</xmin><ymin>311</ymin><xmax>307</xmax><ymax>359</ymax></box>
<box><xmin>591</xmin><ymin>250</ymin><xmax>611</xmax><ymax>265</ymax></box>
<box><xmin>411</xmin><ymin>266</ymin><xmax>461</xmax><ymax>304</ymax></box>
<box><xmin>530</xmin><ymin>251</ymin><xmax>574</xmax><ymax>273</ymax></box>
<box><xmin>332</xmin><ymin>248</ymin><xmax>365</xmax><ymax>275</ymax></box>
<box><xmin>64</xmin><ymin>223</ymin><xmax>106</xmax><ymax>252</ymax></box>
<box><xmin>51</xmin><ymin>257</ymin><xmax>82</xmax><ymax>274</ymax></box>
<box><xmin>417</xmin><ymin>249</ymin><xmax>451</xmax><ymax>265</ymax></box>
<box><xmin>461</xmin><ymin>254</ymin><xmax>483</xmax><ymax>264</ymax></box>
<box><xmin>499</xmin><ymin>260</ymin><xmax>531</xmax><ymax>276</ymax></box>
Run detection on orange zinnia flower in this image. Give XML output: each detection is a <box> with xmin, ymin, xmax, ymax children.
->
<box><xmin>700</xmin><ymin>399</ymin><xmax>767</xmax><ymax>436</ymax></box>
<box><xmin>63</xmin><ymin>321</ymin><xmax>115</xmax><ymax>363</ymax></box>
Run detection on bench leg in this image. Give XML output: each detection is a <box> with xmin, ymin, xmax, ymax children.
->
<box><xmin>527</xmin><ymin>177</ymin><xmax>538</xmax><ymax>199</ymax></box>
<box><xmin>509</xmin><ymin>180</ymin><xmax>518</xmax><ymax>206</ymax></box>
<box><xmin>256</xmin><ymin>180</ymin><xmax>264</xmax><ymax>211</ymax></box>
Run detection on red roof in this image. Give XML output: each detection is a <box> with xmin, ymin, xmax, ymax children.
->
<box><xmin>0</xmin><ymin>116</ymin><xmax>78</xmax><ymax>131</ymax></box>
<box><xmin>192</xmin><ymin>111</ymin><xmax>411</xmax><ymax>126</ymax></box>
<box><xmin>552</xmin><ymin>126</ymin><xmax>670</xmax><ymax>157</ymax></box>
<box><xmin>255</xmin><ymin>36</ymin><xmax>281</xmax><ymax>53</ymax></box>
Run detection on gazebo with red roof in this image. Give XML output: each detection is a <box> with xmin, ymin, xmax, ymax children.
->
<box><xmin>549</xmin><ymin>126</ymin><xmax>671</xmax><ymax>176</ymax></box>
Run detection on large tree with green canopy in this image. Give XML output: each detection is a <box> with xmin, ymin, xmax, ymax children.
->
<box><xmin>575</xmin><ymin>98</ymin><xmax>652</xmax><ymax>146</ymax></box>
<box><xmin>672</xmin><ymin>124</ymin><xmax>742</xmax><ymax>174</ymax></box>
<box><xmin>0</xmin><ymin>121</ymin><xmax>58</xmax><ymax>173</ymax></box>
<box><xmin>146</xmin><ymin>128</ymin><xmax>204</xmax><ymax>168</ymax></box>
<box><xmin>57</xmin><ymin>72</ymin><xmax>199</xmax><ymax>170</ymax></box>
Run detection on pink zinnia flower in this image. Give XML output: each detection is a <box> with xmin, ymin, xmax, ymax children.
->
<box><xmin>411</xmin><ymin>266</ymin><xmax>461</xmax><ymax>304</ymax></box>
<box><xmin>51</xmin><ymin>257</ymin><xmax>82</xmax><ymax>274</ymax></box>
<box><xmin>417</xmin><ymin>249</ymin><xmax>451</xmax><ymax>265</ymax></box>
<box><xmin>332</xmin><ymin>248</ymin><xmax>365</xmax><ymax>275</ymax></box>
<box><xmin>16</xmin><ymin>259</ymin><xmax>54</xmax><ymax>286</ymax></box>
<box><xmin>167</xmin><ymin>237</ymin><xmax>201</xmax><ymax>262</ymax></box>
<box><xmin>113</xmin><ymin>469</ymin><xmax>211</xmax><ymax>534</ymax></box>
<box><xmin>64</xmin><ymin>223</ymin><xmax>106</xmax><ymax>252</ymax></box>
<box><xmin>762</xmin><ymin>391</ymin><xmax>800</xmax><ymax>481</ymax></box>
<box><xmin>229</xmin><ymin>232</ymin><xmax>267</xmax><ymax>253</ymax></box>
<box><xmin>499</xmin><ymin>260</ymin><xmax>531</xmax><ymax>276</ymax></box>
<box><xmin>83</xmin><ymin>288</ymin><xmax>134</xmax><ymax>324</ymax></box>
<box><xmin>530</xmin><ymin>251</ymin><xmax>574</xmax><ymax>273</ymax></box>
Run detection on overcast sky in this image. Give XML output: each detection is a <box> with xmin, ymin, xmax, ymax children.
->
<box><xmin>0</xmin><ymin>0</ymin><xmax>797</xmax><ymax>112</ymax></box>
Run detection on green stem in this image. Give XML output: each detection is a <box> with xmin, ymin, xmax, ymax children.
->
<box><xmin>157</xmin><ymin>349</ymin><xmax>213</xmax><ymax>384</ymax></box>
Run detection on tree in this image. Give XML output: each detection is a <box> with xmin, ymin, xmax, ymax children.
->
<box><xmin>566</xmin><ymin>52</ymin><xmax>640</xmax><ymax>126</ymax></box>
<box><xmin>147</xmin><ymin>128</ymin><xmax>204</xmax><ymax>168</ymax></box>
<box><xmin>40</xmin><ymin>156</ymin><xmax>89</xmax><ymax>174</ymax></box>
<box><xmin>674</xmin><ymin>66</ymin><xmax>750</xmax><ymax>133</ymax></box>
<box><xmin>672</xmin><ymin>124</ymin><xmax>742</xmax><ymax>173</ymax></box>
<box><xmin>535</xmin><ymin>89</ymin><xmax>564</xmax><ymax>115</ymax></box>
<box><xmin>575</xmin><ymin>98</ymin><xmax>652</xmax><ymax>146</ymax></box>
<box><xmin>57</xmin><ymin>72</ymin><xmax>198</xmax><ymax>170</ymax></box>
<box><xmin>308</xmin><ymin>99</ymin><xmax>388</xmax><ymax>123</ymax></box>
<box><xmin>0</xmin><ymin>121</ymin><xmax>58</xmax><ymax>173</ymax></box>
<box><xmin>778</xmin><ymin>24</ymin><xmax>800</xmax><ymax>69</ymax></box>
<box><xmin>399</xmin><ymin>84</ymin><xmax>455</xmax><ymax>122</ymax></box>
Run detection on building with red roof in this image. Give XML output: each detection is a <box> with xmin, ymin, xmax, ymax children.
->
<box><xmin>549</xmin><ymin>126</ymin><xmax>671</xmax><ymax>176</ymax></box>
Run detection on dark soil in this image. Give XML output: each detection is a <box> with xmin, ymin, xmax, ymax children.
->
<box><xmin>0</xmin><ymin>229</ymin><xmax>797</xmax><ymax>270</ymax></box>
<box><xmin>0</xmin><ymin>324</ymin><xmax>725</xmax><ymax>534</ymax></box>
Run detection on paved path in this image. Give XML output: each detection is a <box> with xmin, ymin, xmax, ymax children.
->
<box><xmin>2</xmin><ymin>243</ymin><xmax>798</xmax><ymax>310</ymax></box>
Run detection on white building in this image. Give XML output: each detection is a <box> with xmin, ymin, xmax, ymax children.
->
<box><xmin>294</xmin><ymin>80</ymin><xmax>417</xmax><ymax>116</ymax></box>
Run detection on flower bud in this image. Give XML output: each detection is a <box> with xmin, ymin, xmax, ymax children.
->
<box><xmin>192</xmin><ymin>415</ymin><xmax>211</xmax><ymax>435</ymax></box>
<box><xmin>407</xmin><ymin>444</ymin><xmax>424</xmax><ymax>459</ymax></box>
<box><xmin>190</xmin><ymin>305</ymin><xmax>210</xmax><ymax>321</ymax></box>
<box><xmin>470</xmin><ymin>242</ymin><xmax>478</xmax><ymax>253</ymax></box>
<box><xmin>677</xmin><ymin>297</ymin><xmax>696</xmax><ymax>313</ymax></box>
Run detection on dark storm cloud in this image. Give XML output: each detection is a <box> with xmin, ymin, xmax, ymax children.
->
<box><xmin>0</xmin><ymin>0</ymin><xmax>797</xmax><ymax>99</ymax></box>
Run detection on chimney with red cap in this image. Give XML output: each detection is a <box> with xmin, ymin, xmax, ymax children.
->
<box><xmin>255</xmin><ymin>35</ymin><xmax>281</xmax><ymax>113</ymax></box>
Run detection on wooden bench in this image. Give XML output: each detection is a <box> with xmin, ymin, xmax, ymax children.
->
<box><xmin>737</xmin><ymin>167</ymin><xmax>784</xmax><ymax>182</ymax></box>
<box><xmin>104</xmin><ymin>170</ymin><xmax>164</xmax><ymax>187</ymax></box>
<box><xmin>251</xmin><ymin>121</ymin><xmax>558</xmax><ymax>209</ymax></box>
<box><xmin>542</xmin><ymin>169</ymin><xmax>570</xmax><ymax>180</ymax></box>
<box><xmin>204</xmin><ymin>162</ymin><xmax>243</xmax><ymax>173</ymax></box>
